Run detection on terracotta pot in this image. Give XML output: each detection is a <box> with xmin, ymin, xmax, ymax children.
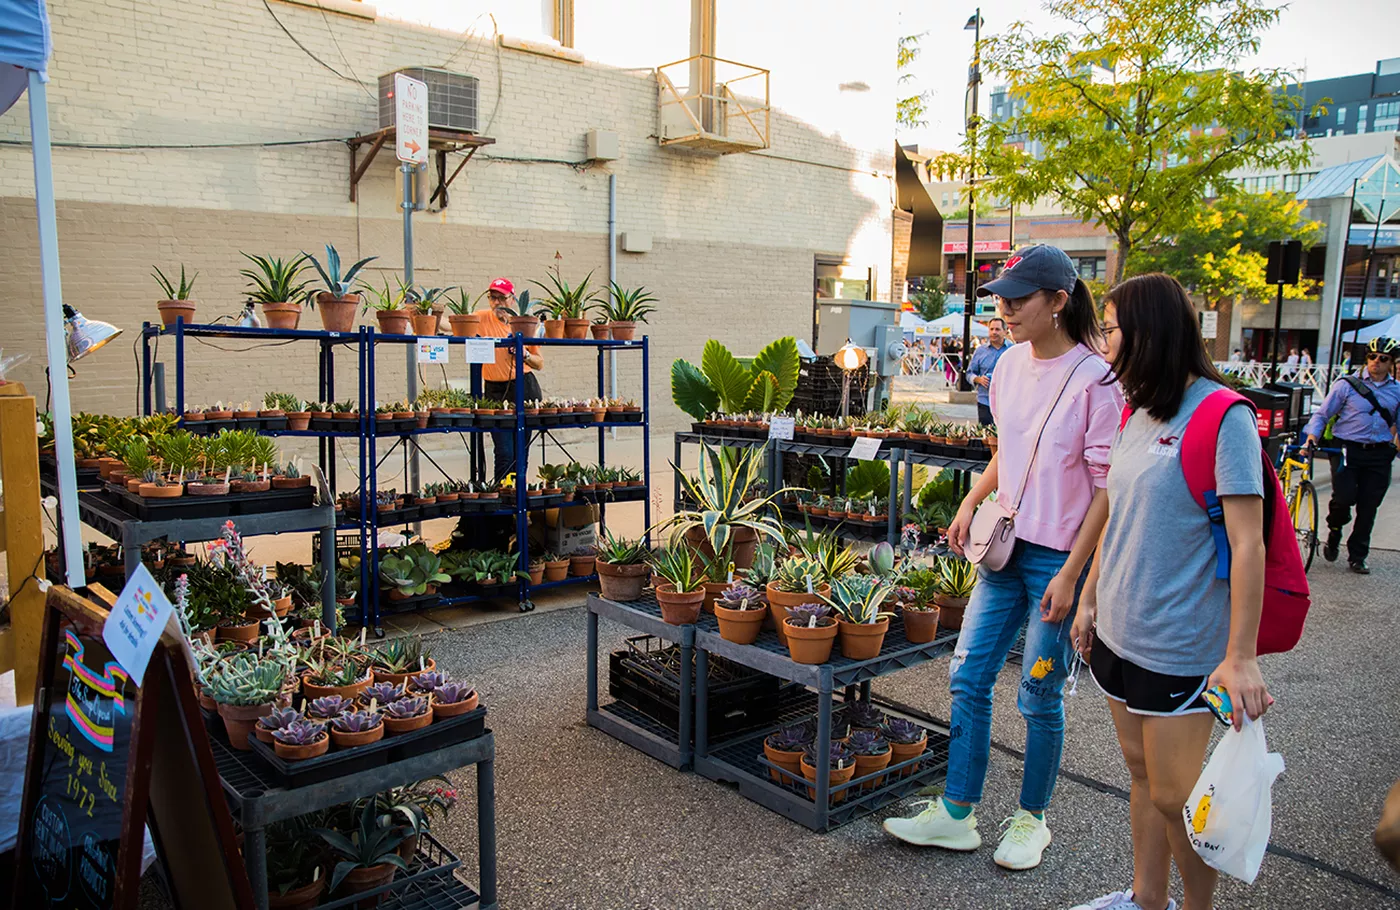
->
<box><xmin>287</xmin><ymin>412</ymin><xmax>311</xmax><ymax>431</ymax></box>
<box><xmin>655</xmin><ymin>583</ymin><xmax>704</xmax><ymax>624</ymax></box>
<box><xmin>507</xmin><ymin>315</ymin><xmax>540</xmax><ymax>337</ymax></box>
<box><xmin>837</xmin><ymin>616</ymin><xmax>890</xmax><ymax>660</ymax></box>
<box><xmin>543</xmin><ymin>318</ymin><xmax>566</xmax><ymax>339</ymax></box>
<box><xmin>890</xmin><ymin>734</ymin><xmax>929</xmax><ymax>778</ymax></box>
<box><xmin>188</xmin><ymin>481</ymin><xmax>230</xmax><ymax>496</ymax></box>
<box><xmin>933</xmin><ymin>594</ymin><xmax>969</xmax><ymax>631</ymax></box>
<box><xmin>902</xmin><ymin>606</ymin><xmax>940</xmax><ymax>644</ymax></box>
<box><xmin>372</xmin><ymin>658</ymin><xmax>435</xmax><ymax>688</ymax></box>
<box><xmin>527</xmin><ymin>564</ymin><xmax>544</xmax><ymax>585</ymax></box>
<box><xmin>272</xmin><ymin>475</ymin><xmax>312</xmax><ymax>489</ymax></box>
<box><xmin>331</xmin><ymin>721</ymin><xmax>385</xmax><ymax>749</ymax></box>
<box><xmin>763</xmin><ymin>740</ymin><xmax>805</xmax><ymax>784</ymax></box>
<box><xmin>801</xmin><ymin>755</ymin><xmax>856</xmax><ymax>803</ymax></box>
<box><xmin>157</xmin><ymin>299</ymin><xmax>197</xmax><ymax>327</ymax></box>
<box><xmin>96</xmin><ymin>458</ymin><xmax>122</xmax><ymax>479</ymax></box>
<box><xmin>302</xmin><ymin>671</ymin><xmax>372</xmax><ymax>701</ymax></box>
<box><xmin>684</xmin><ymin>525</ymin><xmax>759</xmax><ymax>569</ymax></box>
<box><xmin>384</xmin><ymin>708</ymin><xmax>433</xmax><ymax>735</ymax></box>
<box><xmin>570</xmin><ymin>555</ymin><xmax>596</xmax><ymax>576</ymax></box>
<box><xmin>181</xmin><ymin>412</ymin><xmax>205</xmax><ymax>423</ymax></box>
<box><xmin>854</xmin><ymin>746</ymin><xmax>893</xmax><ymax>790</ymax></box>
<box><xmin>139</xmin><ymin>482</ymin><xmax>183</xmax><ymax>498</ymax></box>
<box><xmin>784</xmin><ymin>617</ymin><xmax>838</xmax><ymax>664</ymax></box>
<box><xmin>715</xmin><ymin>603</ymin><xmax>766</xmax><ymax>645</ymax></box>
<box><xmin>589</xmin><ymin>323</ymin><xmax>612</xmax><ymax>340</ymax></box>
<box><xmin>376</xmin><ymin>309</ymin><xmax>412</xmax><ymax>335</ymax></box>
<box><xmin>274</xmin><ymin>731</ymin><xmax>330</xmax><ymax>761</ymax></box>
<box><xmin>126</xmin><ymin>477</ymin><xmax>143</xmax><ymax>493</ymax></box>
<box><xmin>564</xmin><ymin>317</ymin><xmax>590</xmax><ymax>339</ymax></box>
<box><xmin>262</xmin><ymin>301</ymin><xmax>303</xmax><ymax>330</ymax></box>
<box><xmin>273</xmin><ymin>594</ymin><xmax>293</xmax><ymax>617</ymax></box>
<box><xmin>543</xmin><ymin>559</ymin><xmax>570</xmax><ymax>582</ymax></box>
<box><xmin>411</xmin><ymin>313</ymin><xmax>438</xmax><ymax>336</ymax></box>
<box><xmin>449</xmin><ymin>313</ymin><xmax>482</xmax><ymax>337</ymax></box>
<box><xmin>217</xmin><ymin>620</ymin><xmax>261</xmax><ymax>643</ymax></box>
<box><xmin>431</xmin><ymin>690</ymin><xmax>479</xmax><ymax>719</ymax></box>
<box><xmin>591</xmin><ymin>409</ymin><xmax>607</xmax><ymax>422</ymax></box>
<box><xmin>216</xmin><ymin>702</ymin><xmax>273</xmax><ymax>751</ymax></box>
<box><xmin>253</xmin><ymin>721</ymin><xmax>279</xmax><ymax>745</ymax></box>
<box><xmin>596</xmin><ymin>560</ymin><xmax>649</xmax><ymax>601</ymax></box>
<box><xmin>335</xmin><ymin>862</ymin><xmax>399</xmax><ymax>909</ymax></box>
<box><xmin>231</xmin><ymin>479</ymin><xmax>271</xmax><ymax>494</ymax></box>
<box><xmin>414</xmin><ymin>411</ymin><xmax>430</xmax><ymax>428</ymax></box>
<box><xmin>610</xmin><ymin>320</ymin><xmax>637</xmax><ymax>341</ymax></box>
<box><xmin>267</xmin><ymin>875</ymin><xmax>327</xmax><ymax>910</ymax></box>
<box><xmin>315</xmin><ymin>292</ymin><xmax>361</xmax><ymax>333</ymax></box>
<box><xmin>765</xmin><ymin>583</ymin><xmax>830</xmax><ymax>645</ymax></box>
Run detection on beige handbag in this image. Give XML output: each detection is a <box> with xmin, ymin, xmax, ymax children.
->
<box><xmin>966</xmin><ymin>353</ymin><xmax>1094</xmax><ymax>571</ymax></box>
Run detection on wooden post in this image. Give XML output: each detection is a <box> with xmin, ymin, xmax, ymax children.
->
<box><xmin>0</xmin><ymin>386</ymin><xmax>46</xmax><ymax>705</ymax></box>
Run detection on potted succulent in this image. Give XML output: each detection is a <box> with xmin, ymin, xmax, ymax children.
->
<box><xmin>766</xmin><ymin>556</ymin><xmax>830</xmax><ymax>646</ymax></box>
<box><xmin>840</xmin><ymin>699</ymin><xmax>886</xmax><ymax>734</ymax></box>
<box><xmin>847</xmin><ymin>729</ymin><xmax>892</xmax><ymax>791</ymax></box>
<box><xmin>430</xmin><ymin>680</ymin><xmax>479</xmax><ymax>719</ymax></box>
<box><xmin>306</xmin><ymin>694</ymin><xmax>355</xmax><ymax>721</ymax></box>
<box><xmin>330</xmin><ymin>709</ymin><xmax>385</xmax><ymax>748</ymax></box>
<box><xmin>254</xmin><ymin>706</ymin><xmax>303</xmax><ymax>745</ymax></box>
<box><xmin>302</xmin><ymin>659</ymin><xmax>372</xmax><ymax>701</ymax></box>
<box><xmin>589</xmin><ymin>313</ymin><xmax>612</xmax><ymax>340</ymax></box>
<box><xmin>884</xmin><ymin>717</ymin><xmax>929</xmax><ymax>778</ymax></box>
<box><xmin>271</xmin><ymin>720</ymin><xmax>329</xmax><ymax>761</ymax></box>
<box><xmin>763</xmin><ymin>723</ymin><xmax>813</xmax><ymax>784</ymax></box>
<box><xmin>934</xmin><ymin>557</ymin><xmax>977</xmax><ymax>631</ymax></box>
<box><xmin>241</xmin><ymin>253</ymin><xmax>312</xmax><ymax>330</ymax></box>
<box><xmin>712</xmin><ymin>581</ymin><xmax>767</xmax><ymax>645</ymax></box>
<box><xmin>408</xmin><ymin>669</ymin><xmax>448</xmax><ymax>695</ymax></box>
<box><xmin>569</xmin><ymin>546</ymin><xmax>596</xmax><ymax>576</ymax></box>
<box><xmin>542</xmin><ymin>551</ymin><xmax>570</xmax><ymax>583</ymax></box>
<box><xmin>362</xmin><ymin>681</ymin><xmax>405</xmax><ymax>706</ymax></box>
<box><xmin>984</xmin><ymin>422</ymin><xmax>999</xmax><ymax>454</ymax></box>
<box><xmin>305</xmin><ymin>244</ymin><xmax>376</xmax><ymax>333</ymax></box>
<box><xmin>783</xmin><ymin>603</ymin><xmax>838</xmax><ymax>664</ymax></box>
<box><xmin>603</xmin><ymin>282</ymin><xmax>657</xmax><ymax>341</ymax></box>
<box><xmin>824</xmin><ymin>573</ymin><xmax>897</xmax><ymax>660</ymax></box>
<box><xmin>696</xmin><ymin>547</ymin><xmax>732</xmax><ymax>614</ymax></box>
<box><xmin>800</xmin><ymin>740</ymin><xmax>856</xmax><ymax>804</ymax></box>
<box><xmin>535</xmin><ymin>267</ymin><xmax>602</xmax><ymax>339</ymax></box>
<box><xmin>446</xmin><ymin>289</ymin><xmax>485</xmax><ymax>336</ymax></box>
<box><xmin>206</xmin><ymin>651</ymin><xmax>287</xmax><ymax>751</ymax></box>
<box><xmin>503</xmin><ymin>288</ymin><xmax>540</xmax><ymax>336</ymax></box>
<box><xmin>382</xmin><ymin>695</ymin><xmax>432</xmax><ymax>735</ymax></box>
<box><xmin>379</xmin><ymin>547</ymin><xmax>450</xmax><ymax>601</ymax></box>
<box><xmin>894</xmin><ymin>568</ymin><xmax>942</xmax><ymax>644</ymax></box>
<box><xmin>409</xmin><ymin>290</ymin><xmax>439</xmax><ymax>336</ymax></box>
<box><xmin>594</xmin><ymin>530</ymin><xmax>651</xmax><ymax>601</ymax></box>
<box><xmin>648</xmin><ymin>547</ymin><xmax>705</xmax><ymax>625</ymax></box>
<box><xmin>362</xmin><ymin>276</ymin><xmax>413</xmax><ymax>335</ymax></box>
<box><xmin>265</xmin><ymin>819</ymin><xmax>326</xmax><ymax>910</ymax></box>
<box><xmin>416</xmin><ymin>285</ymin><xmax>455</xmax><ymax>334</ymax></box>
<box><xmin>664</xmin><ymin>442</ymin><xmax>789</xmax><ymax>570</ymax></box>
<box><xmin>314</xmin><ymin>802</ymin><xmax>410</xmax><ymax>906</ymax></box>
<box><xmin>527</xmin><ymin>554</ymin><xmax>545</xmax><ymax>586</ymax></box>
<box><xmin>153</xmin><ymin>264</ymin><xmax>198</xmax><ymax>326</ymax></box>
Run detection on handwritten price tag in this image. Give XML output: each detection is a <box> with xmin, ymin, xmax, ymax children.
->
<box><xmin>463</xmin><ymin>338</ymin><xmax>496</xmax><ymax>364</ymax></box>
<box><xmin>416</xmin><ymin>337</ymin><xmax>449</xmax><ymax>364</ymax></box>
<box><xmin>848</xmin><ymin>436</ymin><xmax>883</xmax><ymax>461</ymax></box>
<box><xmin>768</xmin><ymin>416</ymin><xmax>795</xmax><ymax>440</ymax></box>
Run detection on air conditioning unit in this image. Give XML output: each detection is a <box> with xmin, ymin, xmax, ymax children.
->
<box><xmin>378</xmin><ymin>68</ymin><xmax>479</xmax><ymax>134</ymax></box>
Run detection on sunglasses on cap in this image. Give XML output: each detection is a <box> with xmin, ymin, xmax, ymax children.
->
<box><xmin>1366</xmin><ymin>352</ymin><xmax>1393</xmax><ymax>362</ymax></box>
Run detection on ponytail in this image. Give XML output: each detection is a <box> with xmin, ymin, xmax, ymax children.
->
<box><xmin>1060</xmin><ymin>278</ymin><xmax>1101</xmax><ymax>350</ymax></box>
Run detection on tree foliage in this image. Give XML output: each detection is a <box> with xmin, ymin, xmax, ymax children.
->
<box><xmin>897</xmin><ymin>33</ymin><xmax>929</xmax><ymax>131</ymax></box>
<box><xmin>910</xmin><ymin>277</ymin><xmax>949</xmax><ymax>322</ymax></box>
<box><xmin>928</xmin><ymin>0</ymin><xmax>1316</xmax><ymax>281</ymax></box>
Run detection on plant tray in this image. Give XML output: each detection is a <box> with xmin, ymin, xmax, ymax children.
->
<box><xmin>111</xmin><ymin>485</ymin><xmax>315</xmax><ymax>521</ymax></box>
<box><xmin>380</xmin><ymin>505</ymin><xmax>421</xmax><ymax>524</ymax></box>
<box><xmin>243</xmin><ymin>706</ymin><xmax>486</xmax><ymax>788</ymax></box>
<box><xmin>524</xmin><ymin>493</ymin><xmax>565</xmax><ymax>511</ymax></box>
<box><xmin>314</xmin><ymin>831</ymin><xmax>464</xmax><ymax>910</ymax></box>
<box><xmin>609</xmin><ymin>411</ymin><xmax>645</xmax><ymax>424</ymax></box>
<box><xmin>40</xmin><ymin>456</ymin><xmax>102</xmax><ymax>489</ymax></box>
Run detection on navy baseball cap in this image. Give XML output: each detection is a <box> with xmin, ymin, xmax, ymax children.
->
<box><xmin>976</xmin><ymin>245</ymin><xmax>1077</xmax><ymax>300</ymax></box>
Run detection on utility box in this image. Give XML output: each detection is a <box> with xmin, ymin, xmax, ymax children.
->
<box><xmin>814</xmin><ymin>298</ymin><xmax>899</xmax><ymax>357</ymax></box>
<box><xmin>1266</xmin><ymin>381</ymin><xmax>1313</xmax><ymax>430</ymax></box>
<box><xmin>872</xmin><ymin>324</ymin><xmax>907</xmax><ymax>378</ymax></box>
<box><xmin>620</xmin><ymin>232</ymin><xmax>652</xmax><ymax>253</ymax></box>
<box><xmin>586</xmin><ymin>129</ymin><xmax>620</xmax><ymax>161</ymax></box>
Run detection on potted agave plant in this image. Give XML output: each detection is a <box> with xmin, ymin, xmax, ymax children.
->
<box><xmin>934</xmin><ymin>557</ymin><xmax>977</xmax><ymax>631</ymax></box>
<box><xmin>271</xmin><ymin>720</ymin><xmax>329</xmax><ymax>761</ymax></box>
<box><xmin>665</xmin><ymin>442</ymin><xmax>789</xmax><ymax>570</ymax></box>
<box><xmin>153</xmin><ymin>264</ymin><xmax>198</xmax><ymax>327</ymax></box>
<box><xmin>305</xmin><ymin>244</ymin><xmax>376</xmax><ymax>333</ymax></box>
<box><xmin>446</xmin><ymin>288</ymin><xmax>485</xmax><ymax>336</ymax></box>
<box><xmin>648</xmin><ymin>547</ymin><xmax>705</xmax><ymax>625</ymax></box>
<box><xmin>594</xmin><ymin>529</ymin><xmax>651</xmax><ymax>601</ymax></box>
<box><xmin>314</xmin><ymin>802</ymin><xmax>410</xmax><ymax>906</ymax></box>
<box><xmin>362</xmin><ymin>276</ymin><xmax>413</xmax><ymax>335</ymax></box>
<box><xmin>800</xmin><ymin>740</ymin><xmax>856</xmax><ymax>804</ymax></box>
<box><xmin>766</xmin><ymin>556</ymin><xmax>829</xmax><ymax>646</ymax></box>
<box><xmin>535</xmin><ymin>267</ymin><xmax>602</xmax><ymax>340</ymax></box>
<box><xmin>763</xmin><ymin>723</ymin><xmax>813</xmax><ymax>784</ymax></box>
<box><xmin>884</xmin><ymin>717</ymin><xmax>929</xmax><ymax>778</ymax></box>
<box><xmin>240</xmin><ymin>253</ymin><xmax>313</xmax><ymax>330</ymax></box>
<box><xmin>712</xmin><ymin>582</ymin><xmax>767</xmax><ymax>645</ymax></box>
<box><xmin>502</xmin><ymin>288</ymin><xmax>539</xmax><ymax>336</ymax></box>
<box><xmin>824</xmin><ymin>573</ymin><xmax>897</xmax><ymax>660</ymax></box>
<box><xmin>604</xmin><ymin>281</ymin><xmax>657</xmax><ymax>341</ymax></box>
<box><xmin>783</xmin><ymin>603</ymin><xmax>838</xmax><ymax>665</ymax></box>
<box><xmin>370</xmin><ymin>635</ymin><xmax>434</xmax><ymax>686</ymax></box>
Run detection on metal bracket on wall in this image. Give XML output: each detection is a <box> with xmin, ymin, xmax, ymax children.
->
<box><xmin>347</xmin><ymin>127</ymin><xmax>496</xmax><ymax>203</ymax></box>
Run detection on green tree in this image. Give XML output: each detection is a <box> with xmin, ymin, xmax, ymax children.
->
<box><xmin>910</xmin><ymin>276</ymin><xmax>949</xmax><ymax>322</ymax></box>
<box><xmin>1130</xmin><ymin>189</ymin><xmax>1322</xmax><ymax>357</ymax></box>
<box><xmin>897</xmin><ymin>33</ymin><xmax>929</xmax><ymax>131</ymax></box>
<box><xmin>930</xmin><ymin>0</ymin><xmax>1315</xmax><ymax>282</ymax></box>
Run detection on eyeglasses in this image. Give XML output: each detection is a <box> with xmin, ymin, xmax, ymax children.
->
<box><xmin>1102</xmin><ymin>324</ymin><xmax>1120</xmax><ymax>337</ymax></box>
<box><xmin>1366</xmin><ymin>352</ymin><xmax>1393</xmax><ymax>363</ymax></box>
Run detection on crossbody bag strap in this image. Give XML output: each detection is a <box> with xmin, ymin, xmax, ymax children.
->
<box><xmin>1007</xmin><ymin>352</ymin><xmax>1095</xmax><ymax>513</ymax></box>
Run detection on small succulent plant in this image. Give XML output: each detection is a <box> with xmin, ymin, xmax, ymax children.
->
<box><xmin>802</xmin><ymin>740</ymin><xmax>853</xmax><ymax>770</ymax></box>
<box><xmin>271</xmin><ymin>720</ymin><xmax>326</xmax><ymax>745</ymax></box>
<box><xmin>362</xmin><ymin>681</ymin><xmax>405</xmax><ymax>704</ymax></box>
<box><xmin>383</xmin><ymin>696</ymin><xmax>429</xmax><ymax>719</ymax></box>
<box><xmin>306</xmin><ymin>695</ymin><xmax>354</xmax><ymax>719</ymax></box>
<box><xmin>716</xmin><ymin>582</ymin><xmax>764</xmax><ymax>612</ymax></box>
<box><xmin>882</xmin><ymin>717</ymin><xmax>925</xmax><ymax>745</ymax></box>
<box><xmin>765</xmin><ymin>723</ymin><xmax>814</xmax><ymax>752</ymax></box>
<box><xmin>841</xmin><ymin>700</ymin><xmax>885</xmax><ymax>730</ymax></box>
<box><xmin>331</xmin><ymin>710</ymin><xmax>383</xmax><ymax>733</ymax></box>
<box><xmin>785</xmin><ymin>603</ymin><xmax>833</xmax><ymax>628</ymax></box>
<box><xmin>847</xmin><ymin>729</ymin><xmax>890</xmax><ymax>756</ymax></box>
<box><xmin>256</xmin><ymin>706</ymin><xmax>303</xmax><ymax>732</ymax></box>
<box><xmin>432</xmin><ymin>681</ymin><xmax>476</xmax><ymax>705</ymax></box>
<box><xmin>411</xmin><ymin>670</ymin><xmax>448</xmax><ymax>693</ymax></box>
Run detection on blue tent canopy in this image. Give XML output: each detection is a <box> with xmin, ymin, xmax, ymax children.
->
<box><xmin>0</xmin><ymin>0</ymin><xmax>50</xmax><ymax>112</ymax></box>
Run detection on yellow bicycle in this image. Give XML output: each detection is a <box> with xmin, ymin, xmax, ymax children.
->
<box><xmin>1278</xmin><ymin>444</ymin><xmax>1320</xmax><ymax>573</ymax></box>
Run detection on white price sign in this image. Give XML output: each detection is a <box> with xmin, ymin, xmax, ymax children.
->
<box><xmin>394</xmin><ymin>73</ymin><xmax>429</xmax><ymax>164</ymax></box>
<box><xmin>102</xmin><ymin>564</ymin><xmax>177</xmax><ymax>686</ymax></box>
<box><xmin>768</xmin><ymin>416</ymin><xmax>795</xmax><ymax>440</ymax></box>
<box><xmin>463</xmin><ymin>338</ymin><xmax>496</xmax><ymax>364</ymax></box>
<box><xmin>848</xmin><ymin>436</ymin><xmax>883</xmax><ymax>461</ymax></box>
<box><xmin>416</xmin><ymin>337</ymin><xmax>449</xmax><ymax>364</ymax></box>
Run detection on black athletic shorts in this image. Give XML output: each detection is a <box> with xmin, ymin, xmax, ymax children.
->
<box><xmin>1089</xmin><ymin>637</ymin><xmax>1211</xmax><ymax>717</ymax></box>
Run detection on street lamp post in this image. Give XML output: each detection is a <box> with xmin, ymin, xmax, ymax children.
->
<box><xmin>960</xmin><ymin>9</ymin><xmax>982</xmax><ymax>392</ymax></box>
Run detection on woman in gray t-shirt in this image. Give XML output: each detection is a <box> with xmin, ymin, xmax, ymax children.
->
<box><xmin>1067</xmin><ymin>274</ymin><xmax>1273</xmax><ymax>910</ymax></box>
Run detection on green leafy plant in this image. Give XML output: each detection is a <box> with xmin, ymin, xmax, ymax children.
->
<box><xmin>506</xmin><ymin>288</ymin><xmax>536</xmax><ymax>318</ymax></box>
<box><xmin>371</xmin><ymin>635</ymin><xmax>429</xmax><ymax>673</ymax></box>
<box><xmin>360</xmin><ymin>276</ymin><xmax>412</xmax><ymax>312</ymax></box>
<box><xmin>305</xmin><ymin>244</ymin><xmax>377</xmax><ymax>299</ymax></box>
<box><xmin>938</xmin><ymin>557</ymin><xmax>977</xmax><ymax>600</ymax></box>
<box><xmin>648</xmin><ymin>547</ymin><xmax>701</xmax><ymax>593</ymax></box>
<box><xmin>596</xmin><ymin>529</ymin><xmax>650</xmax><ymax>566</ymax></box>
<box><xmin>822</xmin><ymin>573</ymin><xmax>897</xmax><ymax>624</ymax></box>
<box><xmin>240</xmin><ymin>253</ymin><xmax>313</xmax><ymax>304</ymax></box>
<box><xmin>604</xmin><ymin>282</ymin><xmax>658</xmax><ymax>323</ymax></box>
<box><xmin>314</xmin><ymin>801</ymin><xmax>410</xmax><ymax>894</ymax></box>
<box><xmin>379</xmin><ymin>548</ymin><xmax>451</xmax><ymax>597</ymax></box>
<box><xmin>446</xmin><ymin>288</ymin><xmax>488</xmax><ymax>315</ymax></box>
<box><xmin>661</xmin><ymin>442</ymin><xmax>790</xmax><ymax>557</ymax></box>
<box><xmin>534</xmin><ymin>267</ymin><xmax>603</xmax><ymax>319</ymax></box>
<box><xmin>671</xmin><ymin>337</ymin><xmax>801</xmax><ymax>420</ymax></box>
<box><xmin>152</xmin><ymin>264</ymin><xmax>197</xmax><ymax>300</ymax></box>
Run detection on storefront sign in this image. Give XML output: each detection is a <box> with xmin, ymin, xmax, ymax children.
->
<box><xmin>942</xmin><ymin>239</ymin><xmax>1013</xmax><ymax>254</ymax></box>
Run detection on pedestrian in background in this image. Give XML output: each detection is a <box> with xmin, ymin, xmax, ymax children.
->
<box><xmin>967</xmin><ymin>317</ymin><xmax>1010</xmax><ymax>426</ymax></box>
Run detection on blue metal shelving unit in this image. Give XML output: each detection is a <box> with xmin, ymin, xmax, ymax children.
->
<box><xmin>142</xmin><ymin>321</ymin><xmax>652</xmax><ymax>633</ymax></box>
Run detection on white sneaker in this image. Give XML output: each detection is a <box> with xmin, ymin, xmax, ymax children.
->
<box><xmin>882</xmin><ymin>798</ymin><xmax>982</xmax><ymax>850</ymax></box>
<box><xmin>1068</xmin><ymin>891</ymin><xmax>1177</xmax><ymax>910</ymax></box>
<box><xmin>992</xmin><ymin>809</ymin><xmax>1052</xmax><ymax>870</ymax></box>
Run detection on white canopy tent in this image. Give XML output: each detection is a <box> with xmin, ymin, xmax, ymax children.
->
<box><xmin>1348</xmin><ymin>313</ymin><xmax>1400</xmax><ymax>344</ymax></box>
<box><xmin>900</xmin><ymin>310</ymin><xmax>990</xmax><ymax>339</ymax></box>
<box><xmin>2</xmin><ymin>0</ymin><xmax>84</xmax><ymax>587</ymax></box>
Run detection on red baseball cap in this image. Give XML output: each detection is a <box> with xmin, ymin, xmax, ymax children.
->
<box><xmin>488</xmin><ymin>277</ymin><xmax>514</xmax><ymax>296</ymax></box>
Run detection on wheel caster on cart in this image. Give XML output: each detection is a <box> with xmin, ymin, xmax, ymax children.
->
<box><xmin>374</xmin><ymin>626</ymin><xmax>385</xmax><ymax>638</ymax></box>
<box><xmin>519</xmin><ymin>600</ymin><xmax>535</xmax><ymax>613</ymax></box>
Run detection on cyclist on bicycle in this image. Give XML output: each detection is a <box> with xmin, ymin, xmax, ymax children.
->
<box><xmin>1303</xmin><ymin>336</ymin><xmax>1400</xmax><ymax>574</ymax></box>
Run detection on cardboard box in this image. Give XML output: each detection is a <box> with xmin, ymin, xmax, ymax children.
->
<box><xmin>544</xmin><ymin>504</ymin><xmax>598</xmax><ymax>555</ymax></box>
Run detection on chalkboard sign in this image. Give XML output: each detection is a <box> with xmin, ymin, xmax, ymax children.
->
<box><xmin>14</xmin><ymin>586</ymin><xmax>253</xmax><ymax>910</ymax></box>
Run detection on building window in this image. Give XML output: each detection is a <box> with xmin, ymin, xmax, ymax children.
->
<box><xmin>942</xmin><ymin>192</ymin><xmax>950</xmax><ymax>208</ymax></box>
<box><xmin>1074</xmin><ymin>257</ymin><xmax>1105</xmax><ymax>281</ymax></box>
<box><xmin>1337</xmin><ymin>106</ymin><xmax>1347</xmax><ymax>128</ymax></box>
<box><xmin>1282</xmin><ymin>171</ymin><xmax>1318</xmax><ymax>193</ymax></box>
<box><xmin>1377</xmin><ymin>101</ymin><xmax>1400</xmax><ymax>132</ymax></box>
<box><xmin>1359</xmin><ymin>104</ymin><xmax>1368</xmax><ymax>132</ymax></box>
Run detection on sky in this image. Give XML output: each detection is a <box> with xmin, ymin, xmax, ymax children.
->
<box><xmin>898</xmin><ymin>0</ymin><xmax>1399</xmax><ymax>153</ymax></box>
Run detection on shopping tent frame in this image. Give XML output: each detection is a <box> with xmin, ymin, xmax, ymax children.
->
<box><xmin>2</xmin><ymin>0</ymin><xmax>84</xmax><ymax>586</ymax></box>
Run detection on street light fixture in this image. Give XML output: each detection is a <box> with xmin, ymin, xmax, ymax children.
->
<box><xmin>835</xmin><ymin>339</ymin><xmax>869</xmax><ymax>418</ymax></box>
<box><xmin>960</xmin><ymin>8</ymin><xmax>983</xmax><ymax>392</ymax></box>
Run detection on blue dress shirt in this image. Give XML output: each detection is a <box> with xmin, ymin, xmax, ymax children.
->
<box><xmin>1303</xmin><ymin>372</ymin><xmax>1400</xmax><ymax>444</ymax></box>
<box><xmin>966</xmin><ymin>341</ymin><xmax>1008</xmax><ymax>406</ymax></box>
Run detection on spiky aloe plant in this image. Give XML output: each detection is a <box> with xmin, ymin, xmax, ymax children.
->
<box><xmin>938</xmin><ymin>556</ymin><xmax>978</xmax><ymax>600</ymax></box>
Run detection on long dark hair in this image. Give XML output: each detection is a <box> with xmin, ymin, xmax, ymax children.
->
<box><xmin>1106</xmin><ymin>273</ymin><xmax>1228</xmax><ymax>421</ymax></box>
<box><xmin>1060</xmin><ymin>278</ymin><xmax>1101</xmax><ymax>351</ymax></box>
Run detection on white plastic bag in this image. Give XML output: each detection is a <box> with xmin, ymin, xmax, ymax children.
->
<box><xmin>1182</xmin><ymin>715</ymin><xmax>1285</xmax><ymax>884</ymax></box>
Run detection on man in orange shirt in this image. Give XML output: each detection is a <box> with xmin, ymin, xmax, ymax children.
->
<box><xmin>478</xmin><ymin>277</ymin><xmax>544</xmax><ymax>480</ymax></box>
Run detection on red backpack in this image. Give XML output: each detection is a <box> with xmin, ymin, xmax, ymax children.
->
<box><xmin>1119</xmin><ymin>389</ymin><xmax>1310</xmax><ymax>654</ymax></box>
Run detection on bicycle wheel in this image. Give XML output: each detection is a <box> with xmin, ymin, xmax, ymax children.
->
<box><xmin>1295</xmin><ymin>480</ymin><xmax>1319</xmax><ymax>573</ymax></box>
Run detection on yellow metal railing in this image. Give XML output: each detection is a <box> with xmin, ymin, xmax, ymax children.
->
<box><xmin>656</xmin><ymin>55</ymin><xmax>769</xmax><ymax>152</ymax></box>
<box><xmin>0</xmin><ymin>383</ymin><xmax>46</xmax><ymax>705</ymax></box>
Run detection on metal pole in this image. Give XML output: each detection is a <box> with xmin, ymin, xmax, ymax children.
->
<box><xmin>960</xmin><ymin>9</ymin><xmax>981</xmax><ymax>392</ymax></box>
<box><xmin>402</xmin><ymin>163</ymin><xmax>421</xmax><ymax>503</ymax></box>
<box><xmin>1269</xmin><ymin>281</ymin><xmax>1284</xmax><ymax>384</ymax></box>
<box><xmin>608</xmin><ymin>174</ymin><xmax>618</xmax><ymax>438</ymax></box>
<box><xmin>1350</xmin><ymin>199</ymin><xmax>1388</xmax><ymax>349</ymax></box>
<box><xmin>1324</xmin><ymin>178</ymin><xmax>1360</xmax><ymax>381</ymax></box>
<box><xmin>29</xmin><ymin>71</ymin><xmax>84</xmax><ymax>588</ymax></box>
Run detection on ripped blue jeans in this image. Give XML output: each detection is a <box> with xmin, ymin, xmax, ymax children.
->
<box><xmin>944</xmin><ymin>540</ymin><xmax>1083</xmax><ymax>813</ymax></box>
